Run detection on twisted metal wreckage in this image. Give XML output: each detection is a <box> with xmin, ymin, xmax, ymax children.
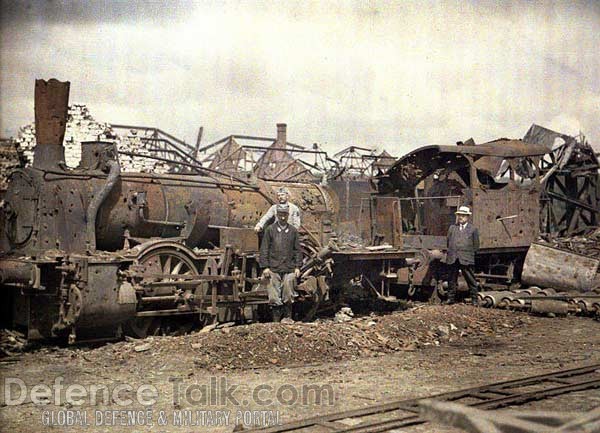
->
<box><xmin>0</xmin><ymin>78</ymin><xmax>599</xmax><ymax>343</ymax></box>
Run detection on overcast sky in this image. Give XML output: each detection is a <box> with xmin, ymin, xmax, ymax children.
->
<box><xmin>1</xmin><ymin>0</ymin><xmax>598</xmax><ymax>155</ymax></box>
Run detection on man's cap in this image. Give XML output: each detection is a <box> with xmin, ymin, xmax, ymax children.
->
<box><xmin>276</xmin><ymin>203</ymin><xmax>290</xmax><ymax>214</ymax></box>
<box><xmin>455</xmin><ymin>205</ymin><xmax>472</xmax><ymax>215</ymax></box>
<box><xmin>277</xmin><ymin>186</ymin><xmax>290</xmax><ymax>195</ymax></box>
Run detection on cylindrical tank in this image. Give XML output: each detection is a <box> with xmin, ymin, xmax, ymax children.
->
<box><xmin>1</xmin><ymin>149</ymin><xmax>339</xmax><ymax>254</ymax></box>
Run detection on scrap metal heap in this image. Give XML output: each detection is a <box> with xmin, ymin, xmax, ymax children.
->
<box><xmin>524</xmin><ymin>124</ymin><xmax>599</xmax><ymax>237</ymax></box>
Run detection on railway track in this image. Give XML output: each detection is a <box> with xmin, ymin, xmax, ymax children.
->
<box><xmin>245</xmin><ymin>363</ymin><xmax>600</xmax><ymax>433</ymax></box>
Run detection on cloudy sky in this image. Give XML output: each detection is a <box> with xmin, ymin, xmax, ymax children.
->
<box><xmin>1</xmin><ymin>0</ymin><xmax>598</xmax><ymax>155</ymax></box>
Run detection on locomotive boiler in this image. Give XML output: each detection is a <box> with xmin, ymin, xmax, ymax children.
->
<box><xmin>0</xmin><ymin>79</ymin><xmax>338</xmax><ymax>342</ymax></box>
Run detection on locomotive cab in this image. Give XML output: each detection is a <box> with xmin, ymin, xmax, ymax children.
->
<box><xmin>379</xmin><ymin>140</ymin><xmax>550</xmax><ymax>295</ymax></box>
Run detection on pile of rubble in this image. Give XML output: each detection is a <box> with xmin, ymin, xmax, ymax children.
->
<box><xmin>43</xmin><ymin>305</ymin><xmax>529</xmax><ymax>371</ymax></box>
<box><xmin>540</xmin><ymin>230</ymin><xmax>600</xmax><ymax>259</ymax></box>
<box><xmin>14</xmin><ymin>104</ymin><xmax>169</xmax><ymax>173</ymax></box>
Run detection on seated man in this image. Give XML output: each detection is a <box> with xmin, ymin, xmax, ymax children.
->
<box><xmin>255</xmin><ymin>186</ymin><xmax>301</xmax><ymax>232</ymax></box>
<box><xmin>259</xmin><ymin>204</ymin><xmax>302</xmax><ymax>321</ymax></box>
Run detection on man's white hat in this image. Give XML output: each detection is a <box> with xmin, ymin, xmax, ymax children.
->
<box><xmin>455</xmin><ymin>205</ymin><xmax>472</xmax><ymax>215</ymax></box>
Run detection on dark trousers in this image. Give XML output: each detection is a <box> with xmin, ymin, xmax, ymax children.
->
<box><xmin>447</xmin><ymin>261</ymin><xmax>479</xmax><ymax>303</ymax></box>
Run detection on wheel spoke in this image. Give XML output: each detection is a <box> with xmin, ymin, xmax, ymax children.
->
<box><xmin>163</xmin><ymin>256</ymin><xmax>172</xmax><ymax>275</ymax></box>
<box><xmin>172</xmin><ymin>261</ymin><xmax>184</xmax><ymax>275</ymax></box>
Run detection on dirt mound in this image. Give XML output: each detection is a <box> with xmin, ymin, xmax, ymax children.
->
<box><xmin>38</xmin><ymin>305</ymin><xmax>530</xmax><ymax>371</ymax></box>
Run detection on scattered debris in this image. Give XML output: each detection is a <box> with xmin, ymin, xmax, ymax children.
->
<box><xmin>133</xmin><ymin>343</ymin><xmax>152</xmax><ymax>353</ymax></box>
<box><xmin>0</xmin><ymin>329</ymin><xmax>27</xmax><ymax>357</ymax></box>
<box><xmin>31</xmin><ymin>305</ymin><xmax>529</xmax><ymax>372</ymax></box>
<box><xmin>334</xmin><ymin>307</ymin><xmax>355</xmax><ymax>322</ymax></box>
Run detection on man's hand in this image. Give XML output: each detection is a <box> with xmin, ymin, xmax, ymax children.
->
<box><xmin>254</xmin><ymin>224</ymin><xmax>262</xmax><ymax>233</ymax></box>
<box><xmin>294</xmin><ymin>268</ymin><xmax>300</xmax><ymax>278</ymax></box>
<box><xmin>262</xmin><ymin>268</ymin><xmax>271</xmax><ymax>278</ymax></box>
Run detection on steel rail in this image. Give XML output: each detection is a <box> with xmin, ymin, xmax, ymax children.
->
<box><xmin>244</xmin><ymin>363</ymin><xmax>600</xmax><ymax>433</ymax></box>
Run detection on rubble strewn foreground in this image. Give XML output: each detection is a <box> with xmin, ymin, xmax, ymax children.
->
<box><xmin>13</xmin><ymin>305</ymin><xmax>530</xmax><ymax>371</ymax></box>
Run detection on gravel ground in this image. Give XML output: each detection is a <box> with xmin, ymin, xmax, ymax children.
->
<box><xmin>1</xmin><ymin>304</ymin><xmax>599</xmax><ymax>433</ymax></box>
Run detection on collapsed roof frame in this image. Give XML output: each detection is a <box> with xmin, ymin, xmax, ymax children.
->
<box><xmin>333</xmin><ymin>146</ymin><xmax>396</xmax><ymax>180</ymax></box>
<box><xmin>198</xmin><ymin>132</ymin><xmax>339</xmax><ymax>182</ymax></box>
<box><xmin>110</xmin><ymin>124</ymin><xmax>203</xmax><ymax>171</ymax></box>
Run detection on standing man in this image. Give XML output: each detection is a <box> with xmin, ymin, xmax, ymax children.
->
<box><xmin>445</xmin><ymin>205</ymin><xmax>480</xmax><ymax>305</ymax></box>
<box><xmin>259</xmin><ymin>204</ymin><xmax>303</xmax><ymax>321</ymax></box>
<box><xmin>255</xmin><ymin>187</ymin><xmax>301</xmax><ymax>232</ymax></box>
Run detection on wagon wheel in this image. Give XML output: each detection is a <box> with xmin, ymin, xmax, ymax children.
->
<box><xmin>123</xmin><ymin>248</ymin><xmax>199</xmax><ymax>338</ymax></box>
<box><xmin>122</xmin><ymin>316</ymin><xmax>161</xmax><ymax>340</ymax></box>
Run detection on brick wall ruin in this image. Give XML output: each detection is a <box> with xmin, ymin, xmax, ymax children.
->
<box><xmin>14</xmin><ymin>104</ymin><xmax>169</xmax><ymax>173</ymax></box>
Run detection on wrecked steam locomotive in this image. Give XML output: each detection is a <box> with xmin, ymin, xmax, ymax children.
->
<box><xmin>0</xmin><ymin>80</ymin><xmax>339</xmax><ymax>342</ymax></box>
<box><xmin>1</xmin><ymin>79</ymin><xmax>598</xmax><ymax>343</ymax></box>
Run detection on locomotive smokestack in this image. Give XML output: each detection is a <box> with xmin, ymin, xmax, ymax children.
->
<box><xmin>33</xmin><ymin>79</ymin><xmax>70</xmax><ymax>169</ymax></box>
<box><xmin>276</xmin><ymin>123</ymin><xmax>287</xmax><ymax>148</ymax></box>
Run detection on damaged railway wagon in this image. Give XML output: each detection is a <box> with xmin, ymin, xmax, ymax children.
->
<box><xmin>366</xmin><ymin>139</ymin><xmax>564</xmax><ymax>296</ymax></box>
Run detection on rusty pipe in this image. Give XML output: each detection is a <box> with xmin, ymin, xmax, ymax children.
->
<box><xmin>576</xmin><ymin>298</ymin><xmax>595</xmax><ymax>314</ymax></box>
<box><xmin>0</xmin><ymin>260</ymin><xmax>34</xmax><ymax>285</ymax></box>
<box><xmin>530</xmin><ymin>299</ymin><xmax>570</xmax><ymax>316</ymax></box>
<box><xmin>86</xmin><ymin>158</ymin><xmax>120</xmax><ymax>251</ymax></box>
<box><xmin>514</xmin><ymin>286</ymin><xmax>542</xmax><ymax>296</ymax></box>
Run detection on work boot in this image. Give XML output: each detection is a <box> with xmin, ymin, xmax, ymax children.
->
<box><xmin>282</xmin><ymin>303</ymin><xmax>293</xmax><ymax>321</ymax></box>
<box><xmin>271</xmin><ymin>305</ymin><xmax>283</xmax><ymax>322</ymax></box>
<box><xmin>446</xmin><ymin>292</ymin><xmax>456</xmax><ymax>305</ymax></box>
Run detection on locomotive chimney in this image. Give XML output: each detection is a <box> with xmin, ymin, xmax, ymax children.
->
<box><xmin>33</xmin><ymin>78</ymin><xmax>70</xmax><ymax>169</ymax></box>
<box><xmin>276</xmin><ymin>123</ymin><xmax>287</xmax><ymax>148</ymax></box>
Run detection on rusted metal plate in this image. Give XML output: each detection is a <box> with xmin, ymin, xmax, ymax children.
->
<box><xmin>331</xmin><ymin>249</ymin><xmax>416</xmax><ymax>261</ymax></box>
<box><xmin>219</xmin><ymin>227</ymin><xmax>258</xmax><ymax>253</ymax></box>
<box><xmin>473</xmin><ymin>188</ymin><xmax>540</xmax><ymax>249</ymax></box>
<box><xmin>402</xmin><ymin>235</ymin><xmax>446</xmax><ymax>250</ymax></box>
<box><xmin>371</xmin><ymin>196</ymin><xmax>402</xmax><ymax>247</ymax></box>
<box><xmin>522</xmin><ymin>242</ymin><xmax>600</xmax><ymax>292</ymax></box>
